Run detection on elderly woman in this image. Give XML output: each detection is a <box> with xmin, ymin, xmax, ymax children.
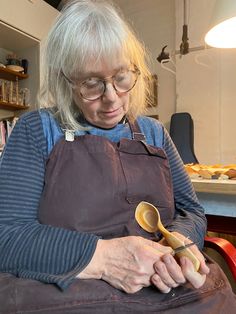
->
<box><xmin>0</xmin><ymin>0</ymin><xmax>235</xmax><ymax>313</ymax></box>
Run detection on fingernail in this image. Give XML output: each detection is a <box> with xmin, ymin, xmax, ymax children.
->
<box><xmin>163</xmin><ymin>287</ymin><xmax>171</xmax><ymax>294</ymax></box>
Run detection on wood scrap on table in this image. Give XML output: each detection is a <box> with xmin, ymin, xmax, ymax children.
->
<box><xmin>184</xmin><ymin>164</ymin><xmax>236</xmax><ymax>180</ymax></box>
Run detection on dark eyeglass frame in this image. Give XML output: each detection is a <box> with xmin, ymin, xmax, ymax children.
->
<box><xmin>62</xmin><ymin>66</ymin><xmax>140</xmax><ymax>101</ymax></box>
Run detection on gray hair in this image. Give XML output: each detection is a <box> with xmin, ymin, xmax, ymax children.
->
<box><xmin>38</xmin><ymin>0</ymin><xmax>151</xmax><ymax>130</ymax></box>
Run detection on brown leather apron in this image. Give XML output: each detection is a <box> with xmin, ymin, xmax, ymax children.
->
<box><xmin>0</xmin><ymin>121</ymin><xmax>235</xmax><ymax>313</ymax></box>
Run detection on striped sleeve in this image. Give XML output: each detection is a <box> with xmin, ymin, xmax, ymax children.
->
<box><xmin>0</xmin><ymin>111</ymin><xmax>99</xmax><ymax>290</ymax></box>
<box><xmin>162</xmin><ymin>127</ymin><xmax>207</xmax><ymax>248</ymax></box>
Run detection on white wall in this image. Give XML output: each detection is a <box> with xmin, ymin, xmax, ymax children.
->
<box><xmin>175</xmin><ymin>0</ymin><xmax>236</xmax><ymax>164</ymax></box>
<box><xmin>114</xmin><ymin>0</ymin><xmax>176</xmax><ymax>128</ymax></box>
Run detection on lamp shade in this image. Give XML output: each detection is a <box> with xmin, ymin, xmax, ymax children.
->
<box><xmin>205</xmin><ymin>0</ymin><xmax>236</xmax><ymax>48</ymax></box>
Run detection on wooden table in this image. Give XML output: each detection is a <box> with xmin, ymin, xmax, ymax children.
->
<box><xmin>192</xmin><ymin>179</ymin><xmax>236</xmax><ymax>195</ymax></box>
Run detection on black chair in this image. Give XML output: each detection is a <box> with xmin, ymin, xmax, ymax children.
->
<box><xmin>169</xmin><ymin>112</ymin><xmax>199</xmax><ymax>164</ymax></box>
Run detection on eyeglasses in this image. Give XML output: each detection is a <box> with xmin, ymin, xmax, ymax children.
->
<box><xmin>63</xmin><ymin>67</ymin><xmax>140</xmax><ymax>101</ymax></box>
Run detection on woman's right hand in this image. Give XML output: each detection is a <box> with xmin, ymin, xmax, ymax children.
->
<box><xmin>78</xmin><ymin>236</ymin><xmax>176</xmax><ymax>293</ymax></box>
<box><xmin>154</xmin><ymin>232</ymin><xmax>209</xmax><ymax>291</ymax></box>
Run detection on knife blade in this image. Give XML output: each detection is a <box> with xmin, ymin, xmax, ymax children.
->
<box><xmin>172</xmin><ymin>242</ymin><xmax>196</xmax><ymax>255</ymax></box>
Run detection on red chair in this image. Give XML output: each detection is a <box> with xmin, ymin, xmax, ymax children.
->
<box><xmin>204</xmin><ymin>236</ymin><xmax>236</xmax><ymax>281</ymax></box>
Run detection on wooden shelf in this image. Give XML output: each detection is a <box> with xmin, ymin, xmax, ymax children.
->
<box><xmin>192</xmin><ymin>179</ymin><xmax>236</xmax><ymax>195</ymax></box>
<box><xmin>0</xmin><ymin>67</ymin><xmax>28</xmax><ymax>81</ymax></box>
<box><xmin>0</xmin><ymin>101</ymin><xmax>29</xmax><ymax>110</ymax></box>
<box><xmin>0</xmin><ymin>67</ymin><xmax>29</xmax><ymax>111</ymax></box>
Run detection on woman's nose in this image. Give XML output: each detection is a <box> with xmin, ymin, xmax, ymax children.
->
<box><xmin>102</xmin><ymin>82</ymin><xmax>117</xmax><ymax>101</ymax></box>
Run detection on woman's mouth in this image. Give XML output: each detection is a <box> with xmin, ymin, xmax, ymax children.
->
<box><xmin>101</xmin><ymin>107</ymin><xmax>122</xmax><ymax>118</ymax></box>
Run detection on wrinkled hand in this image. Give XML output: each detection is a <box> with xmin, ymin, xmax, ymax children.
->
<box><xmin>78</xmin><ymin>236</ymin><xmax>173</xmax><ymax>293</ymax></box>
<box><xmin>153</xmin><ymin>232</ymin><xmax>210</xmax><ymax>292</ymax></box>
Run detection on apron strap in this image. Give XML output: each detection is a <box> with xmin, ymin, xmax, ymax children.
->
<box><xmin>127</xmin><ymin>119</ymin><xmax>146</xmax><ymax>141</ymax></box>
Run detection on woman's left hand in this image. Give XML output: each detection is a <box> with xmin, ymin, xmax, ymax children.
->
<box><xmin>152</xmin><ymin>232</ymin><xmax>210</xmax><ymax>292</ymax></box>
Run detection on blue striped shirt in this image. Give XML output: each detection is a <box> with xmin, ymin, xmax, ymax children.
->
<box><xmin>0</xmin><ymin>109</ymin><xmax>206</xmax><ymax>290</ymax></box>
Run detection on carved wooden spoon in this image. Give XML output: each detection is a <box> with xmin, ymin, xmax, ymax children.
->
<box><xmin>135</xmin><ymin>201</ymin><xmax>200</xmax><ymax>271</ymax></box>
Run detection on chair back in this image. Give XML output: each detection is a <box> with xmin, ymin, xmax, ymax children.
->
<box><xmin>170</xmin><ymin>112</ymin><xmax>199</xmax><ymax>164</ymax></box>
